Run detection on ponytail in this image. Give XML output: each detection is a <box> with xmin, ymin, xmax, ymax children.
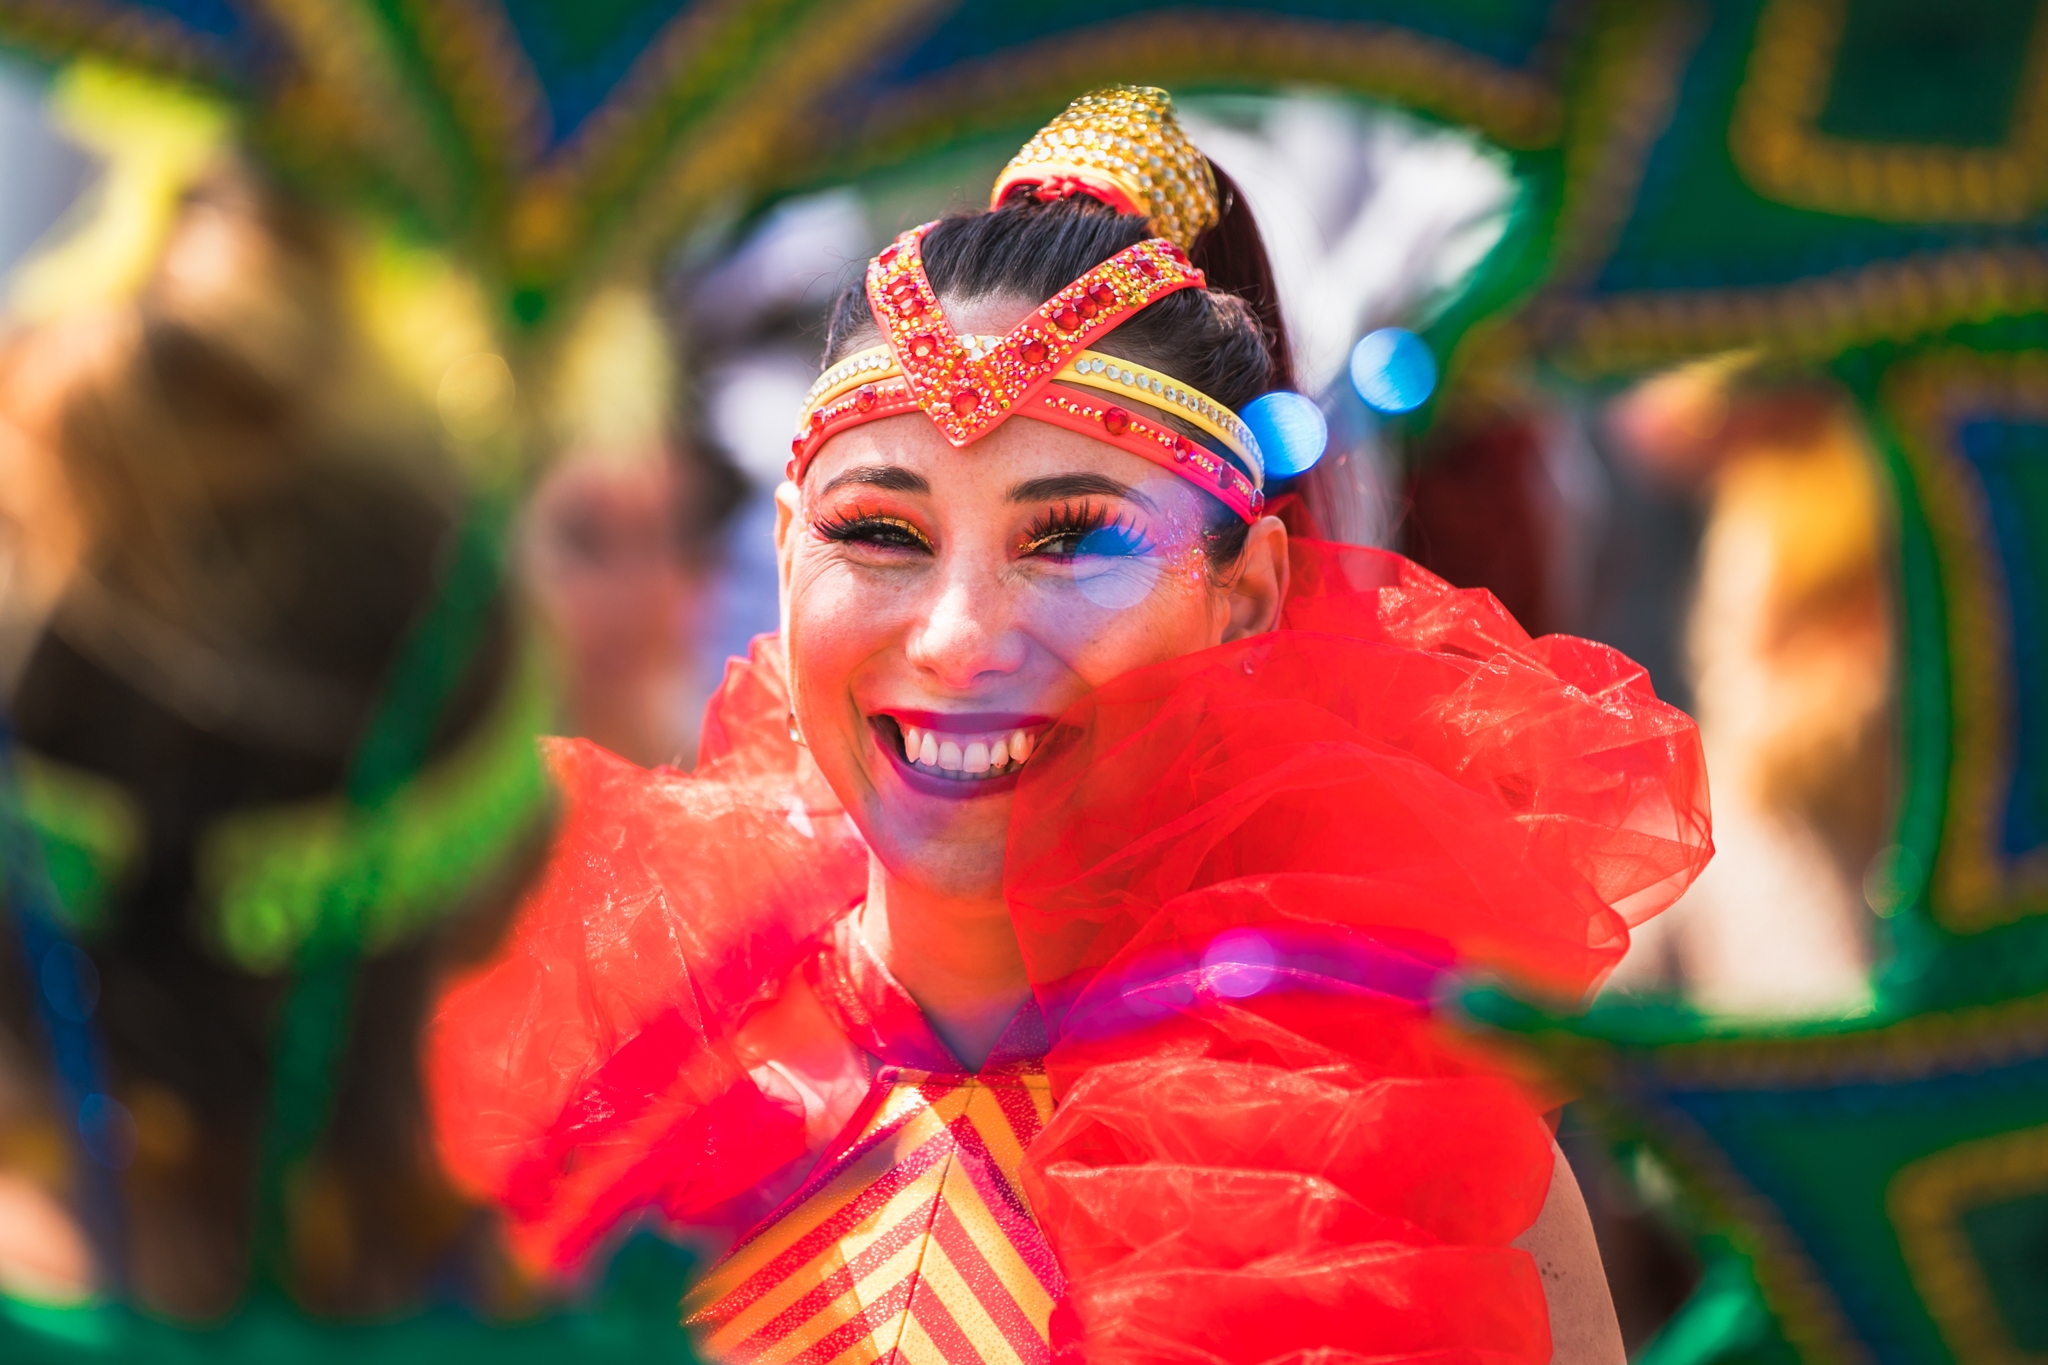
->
<box><xmin>1190</xmin><ymin>163</ymin><xmax>1294</xmax><ymax>394</ymax></box>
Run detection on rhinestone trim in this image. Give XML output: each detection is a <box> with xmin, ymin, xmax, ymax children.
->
<box><xmin>787</xmin><ymin>376</ymin><xmax>1264</xmax><ymax>523</ymax></box>
<box><xmin>802</xmin><ymin>341</ymin><xmax>1264</xmax><ymax>486</ymax></box>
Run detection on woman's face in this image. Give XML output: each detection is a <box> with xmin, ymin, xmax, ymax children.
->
<box><xmin>776</xmin><ymin>299</ymin><xmax>1289</xmax><ymax>905</ymax></box>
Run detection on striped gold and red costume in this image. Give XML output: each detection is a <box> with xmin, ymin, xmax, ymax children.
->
<box><xmin>685</xmin><ymin>1062</ymin><xmax>1059</xmax><ymax>1364</ymax></box>
<box><xmin>685</xmin><ymin>907</ymin><xmax>1062</xmax><ymax>1365</ymax></box>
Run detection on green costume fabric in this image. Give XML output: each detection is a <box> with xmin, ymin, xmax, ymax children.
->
<box><xmin>0</xmin><ymin>1236</ymin><xmax>700</xmax><ymax>1363</ymax></box>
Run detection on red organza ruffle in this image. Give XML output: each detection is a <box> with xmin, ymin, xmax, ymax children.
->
<box><xmin>1002</xmin><ymin>542</ymin><xmax>1709</xmax><ymax>1363</ymax></box>
<box><xmin>429</xmin><ymin>542</ymin><xmax>1710</xmax><ymax>1362</ymax></box>
<box><xmin>425</xmin><ymin>635</ymin><xmax>866</xmax><ymax>1270</ymax></box>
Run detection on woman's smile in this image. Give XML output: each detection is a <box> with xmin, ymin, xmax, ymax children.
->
<box><xmin>868</xmin><ymin>711</ymin><xmax>1050</xmax><ymax>798</ymax></box>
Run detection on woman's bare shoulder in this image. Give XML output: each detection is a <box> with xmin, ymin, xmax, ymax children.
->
<box><xmin>1510</xmin><ymin>1142</ymin><xmax>1626</xmax><ymax>1365</ymax></box>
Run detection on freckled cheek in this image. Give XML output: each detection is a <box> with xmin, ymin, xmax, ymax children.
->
<box><xmin>785</xmin><ymin>564</ymin><xmax>907</xmax><ymax>725</ymax></box>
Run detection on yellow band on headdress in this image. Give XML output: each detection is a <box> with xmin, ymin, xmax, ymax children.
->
<box><xmin>990</xmin><ymin>86</ymin><xmax>1220</xmax><ymax>252</ymax></box>
<box><xmin>802</xmin><ymin>342</ymin><xmax>1263</xmax><ymax>485</ymax></box>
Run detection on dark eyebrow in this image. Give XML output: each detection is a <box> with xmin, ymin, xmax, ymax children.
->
<box><xmin>1008</xmin><ymin>473</ymin><xmax>1154</xmax><ymax>507</ymax></box>
<box><xmin>822</xmin><ymin>464</ymin><xmax>930</xmax><ymax>495</ymax></box>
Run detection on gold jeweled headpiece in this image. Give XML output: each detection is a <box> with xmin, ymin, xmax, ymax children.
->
<box><xmin>789</xmin><ymin>88</ymin><xmax>1264</xmax><ymax>523</ymax></box>
<box><xmin>991</xmin><ymin>85</ymin><xmax>1220</xmax><ymax>253</ymax></box>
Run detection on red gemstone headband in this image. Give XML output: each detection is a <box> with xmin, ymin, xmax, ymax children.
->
<box><xmin>787</xmin><ymin>223</ymin><xmax>1266</xmax><ymax>522</ymax></box>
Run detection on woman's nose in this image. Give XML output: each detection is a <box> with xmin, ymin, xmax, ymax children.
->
<box><xmin>904</xmin><ymin>566</ymin><xmax>1027</xmax><ymax>690</ymax></box>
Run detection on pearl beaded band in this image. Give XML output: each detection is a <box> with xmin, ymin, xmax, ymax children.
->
<box><xmin>787</xmin><ymin>221</ymin><xmax>1265</xmax><ymax>523</ymax></box>
<box><xmin>800</xmin><ymin>342</ymin><xmax>1264</xmax><ymax>485</ymax></box>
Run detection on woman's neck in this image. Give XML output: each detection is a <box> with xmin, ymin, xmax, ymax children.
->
<box><xmin>859</xmin><ymin>859</ymin><xmax>1031</xmax><ymax>1070</ymax></box>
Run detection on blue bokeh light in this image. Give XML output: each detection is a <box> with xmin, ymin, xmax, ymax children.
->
<box><xmin>1349</xmin><ymin>328</ymin><xmax>1438</xmax><ymax>414</ymax></box>
<box><xmin>1242</xmin><ymin>391</ymin><xmax>1327</xmax><ymax>478</ymax></box>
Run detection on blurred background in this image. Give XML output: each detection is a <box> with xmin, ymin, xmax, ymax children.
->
<box><xmin>0</xmin><ymin>3</ymin><xmax>2043</xmax><ymax>1362</ymax></box>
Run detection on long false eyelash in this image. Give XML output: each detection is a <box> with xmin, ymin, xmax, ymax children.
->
<box><xmin>1021</xmin><ymin>501</ymin><xmax>1153</xmax><ymax>559</ymax></box>
<box><xmin>811</xmin><ymin>510</ymin><xmax>934</xmax><ymax>551</ymax></box>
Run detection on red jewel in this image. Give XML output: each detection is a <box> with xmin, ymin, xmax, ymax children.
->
<box><xmin>1102</xmin><ymin>405</ymin><xmax>1131</xmax><ymax>437</ymax></box>
<box><xmin>1159</xmin><ymin>241</ymin><xmax>1186</xmax><ymax>262</ymax></box>
<box><xmin>952</xmin><ymin>389</ymin><xmax>981</xmax><ymax>416</ymax></box>
<box><xmin>1087</xmin><ymin>283</ymin><xmax>1117</xmax><ymax>311</ymax></box>
<box><xmin>788</xmin><ymin>439</ymin><xmax>802</xmax><ymax>460</ymax></box>
<box><xmin>1133</xmin><ymin>256</ymin><xmax>1159</xmax><ymax>280</ymax></box>
<box><xmin>1077</xmin><ymin>293</ymin><xmax>1099</xmax><ymax>320</ymax></box>
<box><xmin>910</xmin><ymin>333</ymin><xmax>937</xmax><ymax>359</ymax></box>
<box><xmin>1020</xmin><ymin>337</ymin><xmax>1049</xmax><ymax>366</ymax></box>
<box><xmin>1172</xmin><ymin>436</ymin><xmax>1194</xmax><ymax>460</ymax></box>
<box><xmin>901</xmin><ymin>295</ymin><xmax>925</xmax><ymax>316</ymax></box>
<box><xmin>854</xmin><ymin>384</ymin><xmax>877</xmax><ymax>412</ymax></box>
<box><xmin>1216</xmin><ymin>465</ymin><xmax>1233</xmax><ymax>490</ymax></box>
<box><xmin>1054</xmin><ymin>306</ymin><xmax>1083</xmax><ymax>333</ymax></box>
<box><xmin>878</xmin><ymin>245</ymin><xmax>899</xmax><ymax>266</ymax></box>
<box><xmin>809</xmin><ymin>408</ymin><xmax>825</xmax><ymax>431</ymax></box>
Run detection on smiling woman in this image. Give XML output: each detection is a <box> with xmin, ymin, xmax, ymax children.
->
<box><xmin>429</xmin><ymin>87</ymin><xmax>1713</xmax><ymax>1365</ymax></box>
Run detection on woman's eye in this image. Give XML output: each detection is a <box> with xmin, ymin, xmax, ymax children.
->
<box><xmin>815</xmin><ymin>514</ymin><xmax>932</xmax><ymax>552</ymax></box>
<box><xmin>853</xmin><ymin>522</ymin><xmax>928</xmax><ymax>550</ymax></box>
<box><xmin>1026</xmin><ymin>522</ymin><xmax>1152</xmax><ymax>562</ymax></box>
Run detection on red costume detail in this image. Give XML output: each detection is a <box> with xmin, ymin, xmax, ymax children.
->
<box><xmin>428</xmin><ymin>544</ymin><xmax>1711</xmax><ymax>1361</ymax></box>
<box><xmin>997</xmin><ymin>172</ymin><xmax>1147</xmax><ymax>220</ymax></box>
<box><xmin>847</xmin><ymin>223</ymin><xmax>1200</xmax><ymax>453</ymax></box>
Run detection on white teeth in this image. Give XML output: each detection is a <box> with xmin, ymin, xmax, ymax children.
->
<box><xmin>894</xmin><ymin>721</ymin><xmax>1043</xmax><ymax>779</ymax></box>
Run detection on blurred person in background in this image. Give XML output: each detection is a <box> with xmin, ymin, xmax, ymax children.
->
<box><xmin>1603</xmin><ymin>358</ymin><xmax>1892</xmax><ymax>1018</ymax></box>
<box><xmin>523</xmin><ymin>290</ymin><xmax>745</xmax><ymax>772</ymax></box>
<box><xmin>0</xmin><ymin>163</ymin><xmax>554</xmax><ymax>1323</ymax></box>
